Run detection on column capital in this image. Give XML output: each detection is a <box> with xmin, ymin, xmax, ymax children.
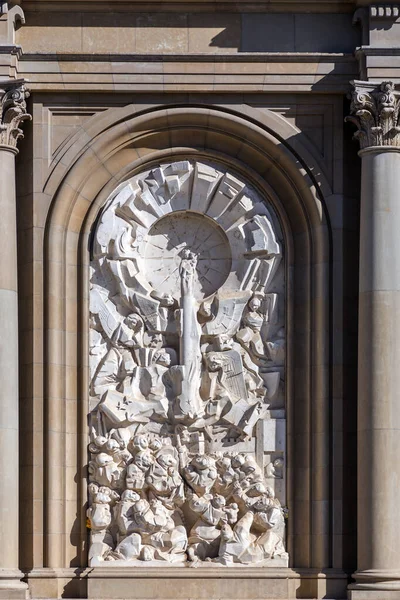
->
<box><xmin>0</xmin><ymin>79</ymin><xmax>31</xmax><ymax>152</ymax></box>
<box><xmin>346</xmin><ymin>80</ymin><xmax>400</xmax><ymax>152</ymax></box>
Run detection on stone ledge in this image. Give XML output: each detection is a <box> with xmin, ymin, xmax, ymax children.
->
<box><xmin>86</xmin><ymin>566</ymin><xmax>347</xmax><ymax>578</ymax></box>
<box><xmin>86</xmin><ymin>567</ymin><xmax>349</xmax><ymax>600</ymax></box>
<box><xmin>348</xmin><ymin>593</ymin><xmax>400</xmax><ymax>599</ymax></box>
<box><xmin>25</xmin><ymin>567</ymin><xmax>349</xmax><ymax>600</ymax></box>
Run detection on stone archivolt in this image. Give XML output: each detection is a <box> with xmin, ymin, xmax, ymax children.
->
<box><xmin>347</xmin><ymin>80</ymin><xmax>400</xmax><ymax>150</ymax></box>
<box><xmin>0</xmin><ymin>80</ymin><xmax>30</xmax><ymax>150</ymax></box>
<box><xmin>88</xmin><ymin>160</ymin><xmax>287</xmax><ymax>567</ymax></box>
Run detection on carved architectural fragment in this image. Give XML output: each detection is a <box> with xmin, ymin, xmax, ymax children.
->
<box><xmin>88</xmin><ymin>160</ymin><xmax>287</xmax><ymax>567</ymax></box>
<box><xmin>347</xmin><ymin>80</ymin><xmax>400</xmax><ymax>149</ymax></box>
<box><xmin>0</xmin><ymin>80</ymin><xmax>30</xmax><ymax>150</ymax></box>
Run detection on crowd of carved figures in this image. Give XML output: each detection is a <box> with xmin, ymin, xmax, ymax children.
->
<box><xmin>88</xmin><ymin>430</ymin><xmax>287</xmax><ymax>565</ymax></box>
<box><xmin>88</xmin><ymin>161</ymin><xmax>287</xmax><ymax>566</ymax></box>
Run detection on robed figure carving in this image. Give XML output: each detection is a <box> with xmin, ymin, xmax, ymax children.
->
<box><xmin>173</xmin><ymin>248</ymin><xmax>204</xmax><ymax>422</ymax></box>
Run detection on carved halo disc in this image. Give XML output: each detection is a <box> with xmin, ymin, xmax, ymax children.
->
<box><xmin>143</xmin><ymin>211</ymin><xmax>232</xmax><ymax>300</ymax></box>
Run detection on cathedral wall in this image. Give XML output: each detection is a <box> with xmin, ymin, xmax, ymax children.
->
<box><xmin>5</xmin><ymin>2</ymin><xmax>364</xmax><ymax>597</ymax></box>
<box><xmin>15</xmin><ymin>94</ymin><xmax>360</xmax><ymax>598</ymax></box>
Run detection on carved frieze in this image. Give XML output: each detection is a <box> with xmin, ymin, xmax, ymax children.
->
<box><xmin>346</xmin><ymin>80</ymin><xmax>400</xmax><ymax>150</ymax></box>
<box><xmin>88</xmin><ymin>160</ymin><xmax>287</xmax><ymax>567</ymax></box>
<box><xmin>0</xmin><ymin>80</ymin><xmax>30</xmax><ymax>150</ymax></box>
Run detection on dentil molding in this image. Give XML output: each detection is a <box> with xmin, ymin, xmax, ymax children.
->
<box><xmin>0</xmin><ymin>79</ymin><xmax>30</xmax><ymax>151</ymax></box>
<box><xmin>346</xmin><ymin>80</ymin><xmax>400</xmax><ymax>150</ymax></box>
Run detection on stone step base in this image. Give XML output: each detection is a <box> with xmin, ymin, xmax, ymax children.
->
<box><xmin>25</xmin><ymin>567</ymin><xmax>349</xmax><ymax>600</ymax></box>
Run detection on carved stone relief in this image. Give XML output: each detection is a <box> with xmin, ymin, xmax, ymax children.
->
<box><xmin>346</xmin><ymin>80</ymin><xmax>400</xmax><ymax>149</ymax></box>
<box><xmin>88</xmin><ymin>160</ymin><xmax>287</xmax><ymax>567</ymax></box>
<box><xmin>0</xmin><ymin>81</ymin><xmax>30</xmax><ymax>150</ymax></box>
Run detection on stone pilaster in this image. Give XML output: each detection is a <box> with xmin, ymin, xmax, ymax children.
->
<box><xmin>0</xmin><ymin>79</ymin><xmax>30</xmax><ymax>599</ymax></box>
<box><xmin>346</xmin><ymin>80</ymin><xmax>400</xmax><ymax>599</ymax></box>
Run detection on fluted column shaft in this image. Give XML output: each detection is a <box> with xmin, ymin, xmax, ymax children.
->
<box><xmin>0</xmin><ymin>80</ymin><xmax>30</xmax><ymax>598</ymax></box>
<box><xmin>347</xmin><ymin>81</ymin><xmax>400</xmax><ymax>598</ymax></box>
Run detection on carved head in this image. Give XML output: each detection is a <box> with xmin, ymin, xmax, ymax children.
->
<box><xmin>96</xmin><ymin>489</ymin><xmax>113</xmax><ymax>505</ymax></box>
<box><xmin>217</xmin><ymin>456</ymin><xmax>233</xmax><ymax>472</ymax></box>
<box><xmin>157</xmin><ymin>453</ymin><xmax>177</xmax><ymax>470</ymax></box>
<box><xmin>247</xmin><ymin>482</ymin><xmax>266</xmax><ymax>497</ymax></box>
<box><xmin>211</xmin><ymin>494</ymin><xmax>226</xmax><ymax>509</ymax></box>
<box><xmin>160</xmin><ymin>294</ymin><xmax>175</xmax><ymax>307</ymax></box>
<box><xmin>121</xmin><ymin>490</ymin><xmax>140</xmax><ymax>502</ymax></box>
<box><xmin>125</xmin><ymin>313</ymin><xmax>144</xmax><ymax>332</ymax></box>
<box><xmin>231</xmin><ymin>454</ymin><xmax>246</xmax><ymax>470</ymax></box>
<box><xmin>180</xmin><ymin>248</ymin><xmax>191</xmax><ymax>259</ymax></box>
<box><xmin>92</xmin><ymin>434</ymin><xmax>108</xmax><ymax>448</ymax></box>
<box><xmin>215</xmin><ymin>334</ymin><xmax>234</xmax><ymax>351</ymax></box>
<box><xmin>132</xmin><ymin>434</ymin><xmax>149</xmax><ymax>452</ymax></box>
<box><xmin>88</xmin><ymin>482</ymin><xmax>99</xmax><ymax>498</ymax></box>
<box><xmin>253</xmin><ymin>495</ymin><xmax>272</xmax><ymax>512</ymax></box>
<box><xmin>191</xmin><ymin>454</ymin><xmax>216</xmax><ymax>471</ymax></box>
<box><xmin>242</xmin><ymin>455</ymin><xmax>261</xmax><ymax>475</ymax></box>
<box><xmin>148</xmin><ymin>332</ymin><xmax>163</xmax><ymax>349</ymax></box>
<box><xmin>149</xmin><ymin>438</ymin><xmax>163</xmax><ymax>452</ymax></box>
<box><xmin>95</xmin><ymin>452</ymin><xmax>114</xmax><ymax>467</ymax></box>
<box><xmin>206</xmin><ymin>352</ymin><xmax>225</xmax><ymax>372</ymax></box>
<box><xmin>135</xmin><ymin>451</ymin><xmax>154</xmax><ymax>471</ymax></box>
<box><xmin>105</xmin><ymin>439</ymin><xmax>120</xmax><ymax>454</ymax></box>
<box><xmin>154</xmin><ymin>350</ymin><xmax>171</xmax><ymax>368</ymax></box>
<box><xmin>248</xmin><ymin>295</ymin><xmax>262</xmax><ymax>311</ymax></box>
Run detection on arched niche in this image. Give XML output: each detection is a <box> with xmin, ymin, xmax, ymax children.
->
<box><xmin>38</xmin><ymin>104</ymin><xmax>332</xmax><ymax>583</ymax></box>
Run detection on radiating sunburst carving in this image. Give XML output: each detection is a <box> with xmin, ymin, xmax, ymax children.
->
<box><xmin>143</xmin><ymin>212</ymin><xmax>232</xmax><ymax>300</ymax></box>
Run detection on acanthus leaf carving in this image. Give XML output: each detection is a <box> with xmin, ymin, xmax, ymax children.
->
<box><xmin>346</xmin><ymin>80</ymin><xmax>400</xmax><ymax>150</ymax></box>
<box><xmin>88</xmin><ymin>160</ymin><xmax>288</xmax><ymax>567</ymax></box>
<box><xmin>0</xmin><ymin>80</ymin><xmax>31</xmax><ymax>150</ymax></box>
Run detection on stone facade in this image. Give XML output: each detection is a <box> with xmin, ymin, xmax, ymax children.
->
<box><xmin>0</xmin><ymin>0</ymin><xmax>398</xmax><ymax>598</ymax></box>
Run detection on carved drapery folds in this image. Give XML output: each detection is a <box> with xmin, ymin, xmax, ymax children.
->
<box><xmin>346</xmin><ymin>80</ymin><xmax>400</xmax><ymax>150</ymax></box>
<box><xmin>0</xmin><ymin>80</ymin><xmax>30</xmax><ymax>150</ymax></box>
<box><xmin>88</xmin><ymin>160</ymin><xmax>287</xmax><ymax>567</ymax></box>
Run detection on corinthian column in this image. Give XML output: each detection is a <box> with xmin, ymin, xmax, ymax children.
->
<box><xmin>346</xmin><ymin>81</ymin><xmax>400</xmax><ymax>599</ymax></box>
<box><xmin>0</xmin><ymin>79</ymin><xmax>30</xmax><ymax>598</ymax></box>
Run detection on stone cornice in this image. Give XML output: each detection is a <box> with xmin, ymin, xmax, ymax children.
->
<box><xmin>346</xmin><ymin>80</ymin><xmax>400</xmax><ymax>150</ymax></box>
<box><xmin>17</xmin><ymin>0</ymin><xmax>356</xmax><ymax>12</ymax></box>
<box><xmin>0</xmin><ymin>79</ymin><xmax>30</xmax><ymax>151</ymax></box>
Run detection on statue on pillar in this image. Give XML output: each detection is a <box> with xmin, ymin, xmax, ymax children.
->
<box><xmin>173</xmin><ymin>247</ymin><xmax>204</xmax><ymax>423</ymax></box>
